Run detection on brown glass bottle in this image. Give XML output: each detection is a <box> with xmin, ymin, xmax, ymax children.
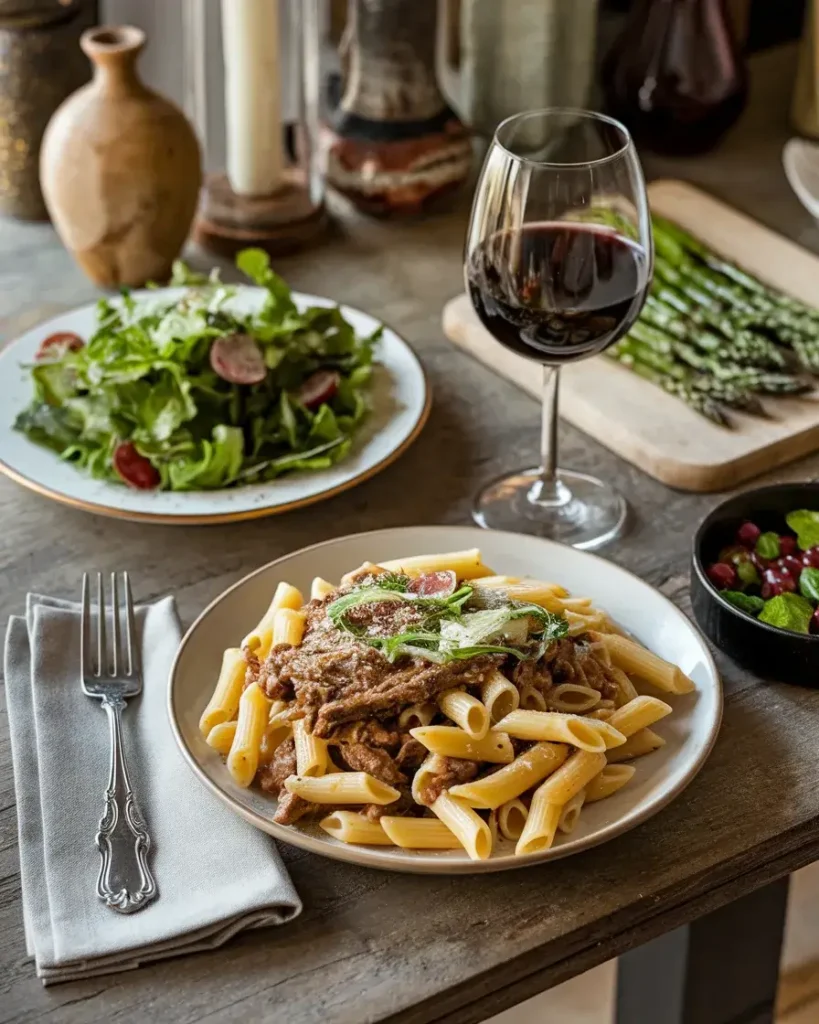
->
<box><xmin>602</xmin><ymin>0</ymin><xmax>747</xmax><ymax>156</ymax></box>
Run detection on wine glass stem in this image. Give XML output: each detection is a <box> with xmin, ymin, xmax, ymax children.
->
<box><xmin>529</xmin><ymin>364</ymin><xmax>565</xmax><ymax>506</ymax></box>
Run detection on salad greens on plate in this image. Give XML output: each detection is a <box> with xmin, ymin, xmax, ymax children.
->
<box><xmin>14</xmin><ymin>249</ymin><xmax>381</xmax><ymax>491</ymax></box>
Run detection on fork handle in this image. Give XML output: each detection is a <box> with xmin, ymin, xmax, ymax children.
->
<box><xmin>95</xmin><ymin>696</ymin><xmax>157</xmax><ymax>914</ymax></box>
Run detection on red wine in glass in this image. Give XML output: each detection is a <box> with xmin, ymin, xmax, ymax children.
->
<box><xmin>467</xmin><ymin>223</ymin><xmax>649</xmax><ymax>364</ymax></box>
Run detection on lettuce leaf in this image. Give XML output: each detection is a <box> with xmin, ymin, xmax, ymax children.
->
<box><xmin>15</xmin><ymin>249</ymin><xmax>378</xmax><ymax>491</ymax></box>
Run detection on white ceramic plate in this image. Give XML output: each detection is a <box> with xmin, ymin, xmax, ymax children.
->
<box><xmin>0</xmin><ymin>289</ymin><xmax>430</xmax><ymax>524</ymax></box>
<box><xmin>169</xmin><ymin>526</ymin><xmax>722</xmax><ymax>874</ymax></box>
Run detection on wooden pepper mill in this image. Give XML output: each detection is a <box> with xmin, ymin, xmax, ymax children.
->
<box><xmin>325</xmin><ymin>0</ymin><xmax>472</xmax><ymax>216</ymax></box>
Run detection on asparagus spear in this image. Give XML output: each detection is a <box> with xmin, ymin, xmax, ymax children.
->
<box><xmin>610</xmin><ymin>350</ymin><xmax>731</xmax><ymax>426</ymax></box>
<box><xmin>669</xmin><ymin>341</ymin><xmax>812</xmax><ymax>394</ymax></box>
<box><xmin>643</xmin><ymin>295</ymin><xmax>786</xmax><ymax>369</ymax></box>
<box><xmin>616</xmin><ymin>338</ymin><xmax>764</xmax><ymax>413</ymax></box>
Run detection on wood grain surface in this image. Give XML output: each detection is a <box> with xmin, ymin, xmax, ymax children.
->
<box><xmin>2</xmin><ymin>44</ymin><xmax>819</xmax><ymax>1024</ymax></box>
<box><xmin>444</xmin><ymin>179</ymin><xmax>819</xmax><ymax>493</ymax></box>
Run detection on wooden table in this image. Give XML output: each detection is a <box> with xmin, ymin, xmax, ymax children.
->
<box><xmin>2</xmin><ymin>46</ymin><xmax>819</xmax><ymax>1024</ymax></box>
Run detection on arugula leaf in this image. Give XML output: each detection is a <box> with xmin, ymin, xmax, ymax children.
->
<box><xmin>15</xmin><ymin>248</ymin><xmax>379</xmax><ymax>491</ymax></box>
<box><xmin>786</xmin><ymin>510</ymin><xmax>819</xmax><ymax>552</ymax></box>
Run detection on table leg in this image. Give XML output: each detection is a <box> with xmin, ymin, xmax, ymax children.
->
<box><xmin>615</xmin><ymin>876</ymin><xmax>790</xmax><ymax>1024</ymax></box>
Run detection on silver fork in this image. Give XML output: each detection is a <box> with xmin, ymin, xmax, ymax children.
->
<box><xmin>81</xmin><ymin>572</ymin><xmax>157</xmax><ymax>914</ymax></box>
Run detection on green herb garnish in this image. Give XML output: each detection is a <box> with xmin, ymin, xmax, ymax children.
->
<box><xmin>759</xmin><ymin>592</ymin><xmax>814</xmax><ymax>634</ymax></box>
<box><xmin>800</xmin><ymin>567</ymin><xmax>819</xmax><ymax>603</ymax></box>
<box><xmin>786</xmin><ymin>510</ymin><xmax>819</xmax><ymax>552</ymax></box>
<box><xmin>722</xmin><ymin>590</ymin><xmax>765</xmax><ymax>615</ymax></box>
<box><xmin>755</xmin><ymin>531</ymin><xmax>781</xmax><ymax>560</ymax></box>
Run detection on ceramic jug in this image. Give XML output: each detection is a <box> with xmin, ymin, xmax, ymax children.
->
<box><xmin>40</xmin><ymin>25</ymin><xmax>201</xmax><ymax>287</ymax></box>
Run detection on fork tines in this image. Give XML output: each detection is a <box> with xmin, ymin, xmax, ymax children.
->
<box><xmin>81</xmin><ymin>571</ymin><xmax>140</xmax><ymax>680</ymax></box>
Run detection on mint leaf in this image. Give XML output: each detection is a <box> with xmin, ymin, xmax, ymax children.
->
<box><xmin>759</xmin><ymin>592</ymin><xmax>814</xmax><ymax>634</ymax></box>
<box><xmin>722</xmin><ymin>590</ymin><xmax>765</xmax><ymax>615</ymax></box>
<box><xmin>755</xmin><ymin>531</ymin><xmax>780</xmax><ymax>560</ymax></box>
<box><xmin>786</xmin><ymin>510</ymin><xmax>819</xmax><ymax>552</ymax></box>
<box><xmin>800</xmin><ymin>567</ymin><xmax>819</xmax><ymax>603</ymax></box>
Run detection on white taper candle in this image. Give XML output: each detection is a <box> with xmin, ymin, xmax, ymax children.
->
<box><xmin>221</xmin><ymin>0</ymin><xmax>284</xmax><ymax>196</ymax></box>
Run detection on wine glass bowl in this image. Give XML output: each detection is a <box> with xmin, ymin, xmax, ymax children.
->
<box><xmin>464</xmin><ymin>109</ymin><xmax>652</xmax><ymax>549</ymax></box>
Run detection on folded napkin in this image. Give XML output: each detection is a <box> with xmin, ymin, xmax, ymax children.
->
<box><xmin>5</xmin><ymin>593</ymin><xmax>301</xmax><ymax>984</ymax></box>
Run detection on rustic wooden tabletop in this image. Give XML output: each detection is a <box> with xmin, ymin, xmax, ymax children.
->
<box><xmin>2</xmin><ymin>46</ymin><xmax>819</xmax><ymax>1024</ymax></box>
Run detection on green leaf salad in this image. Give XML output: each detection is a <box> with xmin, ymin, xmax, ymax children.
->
<box><xmin>14</xmin><ymin>248</ymin><xmax>381</xmax><ymax>491</ymax></box>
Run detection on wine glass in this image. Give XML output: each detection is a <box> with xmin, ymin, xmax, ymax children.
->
<box><xmin>464</xmin><ymin>108</ymin><xmax>652</xmax><ymax>550</ymax></box>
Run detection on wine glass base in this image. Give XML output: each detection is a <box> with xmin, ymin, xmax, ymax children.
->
<box><xmin>472</xmin><ymin>468</ymin><xmax>627</xmax><ymax>551</ymax></box>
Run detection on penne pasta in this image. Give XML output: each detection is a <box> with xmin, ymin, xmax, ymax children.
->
<box><xmin>259</xmin><ymin>719</ymin><xmax>291</xmax><ymax>765</ymax></box>
<box><xmin>398</xmin><ymin>702</ymin><xmax>437</xmax><ymax>730</ymax></box>
<box><xmin>285</xmin><ymin>772</ymin><xmax>401</xmax><ymax>805</ymax></box>
<box><xmin>586</xmin><ymin>707</ymin><xmax>614</xmax><ymax>721</ymax></box>
<box><xmin>607</xmin><ymin>695</ymin><xmax>672</xmax><ymax>739</ymax></box>
<box><xmin>199</xmin><ymin>647</ymin><xmax>246</xmax><ymax>735</ymax></box>
<box><xmin>565</xmin><ymin>610</ymin><xmax>608</xmax><ymax>636</ymax></box>
<box><xmin>449</xmin><ymin>742</ymin><xmax>568</xmax><ymax>809</ymax></box>
<box><xmin>473</xmin><ymin>575</ymin><xmax>523</xmax><ymax>588</ymax></box>
<box><xmin>430</xmin><ymin>791</ymin><xmax>492</xmax><ymax>860</ymax></box>
<box><xmin>320</xmin><ymin>811</ymin><xmax>394</xmax><ymax>845</ymax></box>
<box><xmin>481</xmin><ymin>670</ymin><xmax>520</xmax><ymax>724</ymax></box>
<box><xmin>412</xmin><ymin>753</ymin><xmax>441</xmax><ymax>804</ymax></box>
<box><xmin>547</xmin><ymin>683</ymin><xmax>601</xmax><ymax>714</ymax></box>
<box><xmin>493</xmin><ymin>709</ymin><xmax>626</xmax><ymax>752</ymax></box>
<box><xmin>243</xmin><ymin>582</ymin><xmax>304</xmax><ymax>659</ymax></box>
<box><xmin>606</xmin><ymin>728</ymin><xmax>666</xmax><ymax>763</ymax></box>
<box><xmin>376</xmin><ymin>549</ymin><xmax>494</xmax><ymax>580</ymax></box>
<box><xmin>601</xmin><ymin>634</ymin><xmax>695</xmax><ymax>694</ymax></box>
<box><xmin>410</xmin><ymin>725</ymin><xmax>514</xmax><ymax>764</ymax></box>
<box><xmin>531</xmin><ymin>749</ymin><xmax>607</xmax><ymax>807</ymax></box>
<box><xmin>488</xmin><ymin>809</ymin><xmax>499</xmax><ymax>847</ymax></box>
<box><xmin>610</xmin><ymin>666</ymin><xmax>639</xmax><ymax>707</ymax></box>
<box><xmin>502</xmin><ymin>581</ymin><xmax>569</xmax><ymax>608</ymax></box>
<box><xmin>227</xmin><ymin>682</ymin><xmax>271</xmax><ymax>787</ymax></box>
<box><xmin>310</xmin><ymin>577</ymin><xmax>336</xmax><ymax>601</ymax></box>
<box><xmin>515</xmin><ymin>796</ymin><xmax>561</xmax><ymax>856</ymax></box>
<box><xmin>272</xmin><ymin>607</ymin><xmax>307</xmax><ymax>648</ymax></box>
<box><xmin>585</xmin><ymin>764</ymin><xmax>636</xmax><ymax>803</ymax></box>
<box><xmin>380</xmin><ymin>816</ymin><xmax>463</xmax><ymax>849</ymax></box>
<box><xmin>438</xmin><ymin>689</ymin><xmax>490</xmax><ymax>739</ymax></box>
<box><xmin>519</xmin><ymin>684</ymin><xmax>548</xmax><ymax>711</ymax></box>
<box><xmin>206</xmin><ymin>720</ymin><xmax>237</xmax><ymax>756</ymax></box>
<box><xmin>497</xmin><ymin>798</ymin><xmax>529</xmax><ymax>841</ymax></box>
<box><xmin>293</xmin><ymin>718</ymin><xmax>329</xmax><ymax>777</ymax></box>
<box><xmin>558</xmin><ymin>789</ymin><xmax>586</xmax><ymax>834</ymax></box>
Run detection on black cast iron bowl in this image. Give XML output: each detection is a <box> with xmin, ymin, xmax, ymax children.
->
<box><xmin>691</xmin><ymin>482</ymin><xmax>819</xmax><ymax>686</ymax></box>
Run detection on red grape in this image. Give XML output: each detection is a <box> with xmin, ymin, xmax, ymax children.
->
<box><xmin>778</xmin><ymin>555</ymin><xmax>803</xmax><ymax>580</ymax></box>
<box><xmin>736</xmin><ymin>521</ymin><xmax>761</xmax><ymax>547</ymax></box>
<box><xmin>761</xmin><ymin>568</ymin><xmax>796</xmax><ymax>599</ymax></box>
<box><xmin>779</xmin><ymin>536</ymin><xmax>798</xmax><ymax>557</ymax></box>
<box><xmin>706</xmin><ymin>562</ymin><xmax>736</xmax><ymax>590</ymax></box>
<box><xmin>802</xmin><ymin>546</ymin><xmax>819</xmax><ymax>568</ymax></box>
<box><xmin>811</xmin><ymin>608</ymin><xmax>819</xmax><ymax>635</ymax></box>
<box><xmin>751</xmin><ymin>551</ymin><xmax>770</xmax><ymax>572</ymax></box>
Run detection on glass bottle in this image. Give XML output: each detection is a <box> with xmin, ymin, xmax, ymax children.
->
<box><xmin>602</xmin><ymin>0</ymin><xmax>747</xmax><ymax>156</ymax></box>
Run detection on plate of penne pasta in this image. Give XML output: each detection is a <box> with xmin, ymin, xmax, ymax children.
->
<box><xmin>169</xmin><ymin>526</ymin><xmax>721</xmax><ymax>873</ymax></box>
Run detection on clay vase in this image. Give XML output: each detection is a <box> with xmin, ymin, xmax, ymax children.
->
<box><xmin>40</xmin><ymin>25</ymin><xmax>202</xmax><ymax>287</ymax></box>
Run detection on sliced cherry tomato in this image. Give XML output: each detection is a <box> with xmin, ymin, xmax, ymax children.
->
<box><xmin>113</xmin><ymin>442</ymin><xmax>161</xmax><ymax>490</ymax></box>
<box><xmin>407</xmin><ymin>571</ymin><xmax>457</xmax><ymax>598</ymax></box>
<box><xmin>36</xmin><ymin>331</ymin><xmax>84</xmax><ymax>360</ymax></box>
<box><xmin>210</xmin><ymin>333</ymin><xmax>267</xmax><ymax>385</ymax></box>
<box><xmin>296</xmin><ymin>370</ymin><xmax>341</xmax><ymax>410</ymax></box>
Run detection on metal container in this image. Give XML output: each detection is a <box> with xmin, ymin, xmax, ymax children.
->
<box><xmin>0</xmin><ymin>0</ymin><xmax>95</xmax><ymax>220</ymax></box>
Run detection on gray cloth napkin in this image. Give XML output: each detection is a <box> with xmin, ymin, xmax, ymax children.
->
<box><xmin>5</xmin><ymin>593</ymin><xmax>301</xmax><ymax>985</ymax></box>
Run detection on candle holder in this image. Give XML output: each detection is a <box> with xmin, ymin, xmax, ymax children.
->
<box><xmin>183</xmin><ymin>0</ymin><xmax>326</xmax><ymax>258</ymax></box>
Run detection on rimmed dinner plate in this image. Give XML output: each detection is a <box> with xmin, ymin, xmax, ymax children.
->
<box><xmin>169</xmin><ymin>526</ymin><xmax>722</xmax><ymax>874</ymax></box>
<box><xmin>0</xmin><ymin>289</ymin><xmax>430</xmax><ymax>524</ymax></box>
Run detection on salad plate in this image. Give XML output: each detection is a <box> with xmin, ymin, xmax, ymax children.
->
<box><xmin>0</xmin><ymin>284</ymin><xmax>429</xmax><ymax>524</ymax></box>
<box><xmin>169</xmin><ymin>525</ymin><xmax>722</xmax><ymax>874</ymax></box>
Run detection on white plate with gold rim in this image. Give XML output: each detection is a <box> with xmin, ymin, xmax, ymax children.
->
<box><xmin>168</xmin><ymin>525</ymin><xmax>722</xmax><ymax>874</ymax></box>
<box><xmin>0</xmin><ymin>289</ymin><xmax>430</xmax><ymax>525</ymax></box>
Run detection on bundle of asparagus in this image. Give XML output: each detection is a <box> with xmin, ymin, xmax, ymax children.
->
<box><xmin>609</xmin><ymin>215</ymin><xmax>816</xmax><ymax>426</ymax></box>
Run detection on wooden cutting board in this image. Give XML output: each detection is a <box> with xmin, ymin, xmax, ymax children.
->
<box><xmin>443</xmin><ymin>179</ymin><xmax>819</xmax><ymax>493</ymax></box>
